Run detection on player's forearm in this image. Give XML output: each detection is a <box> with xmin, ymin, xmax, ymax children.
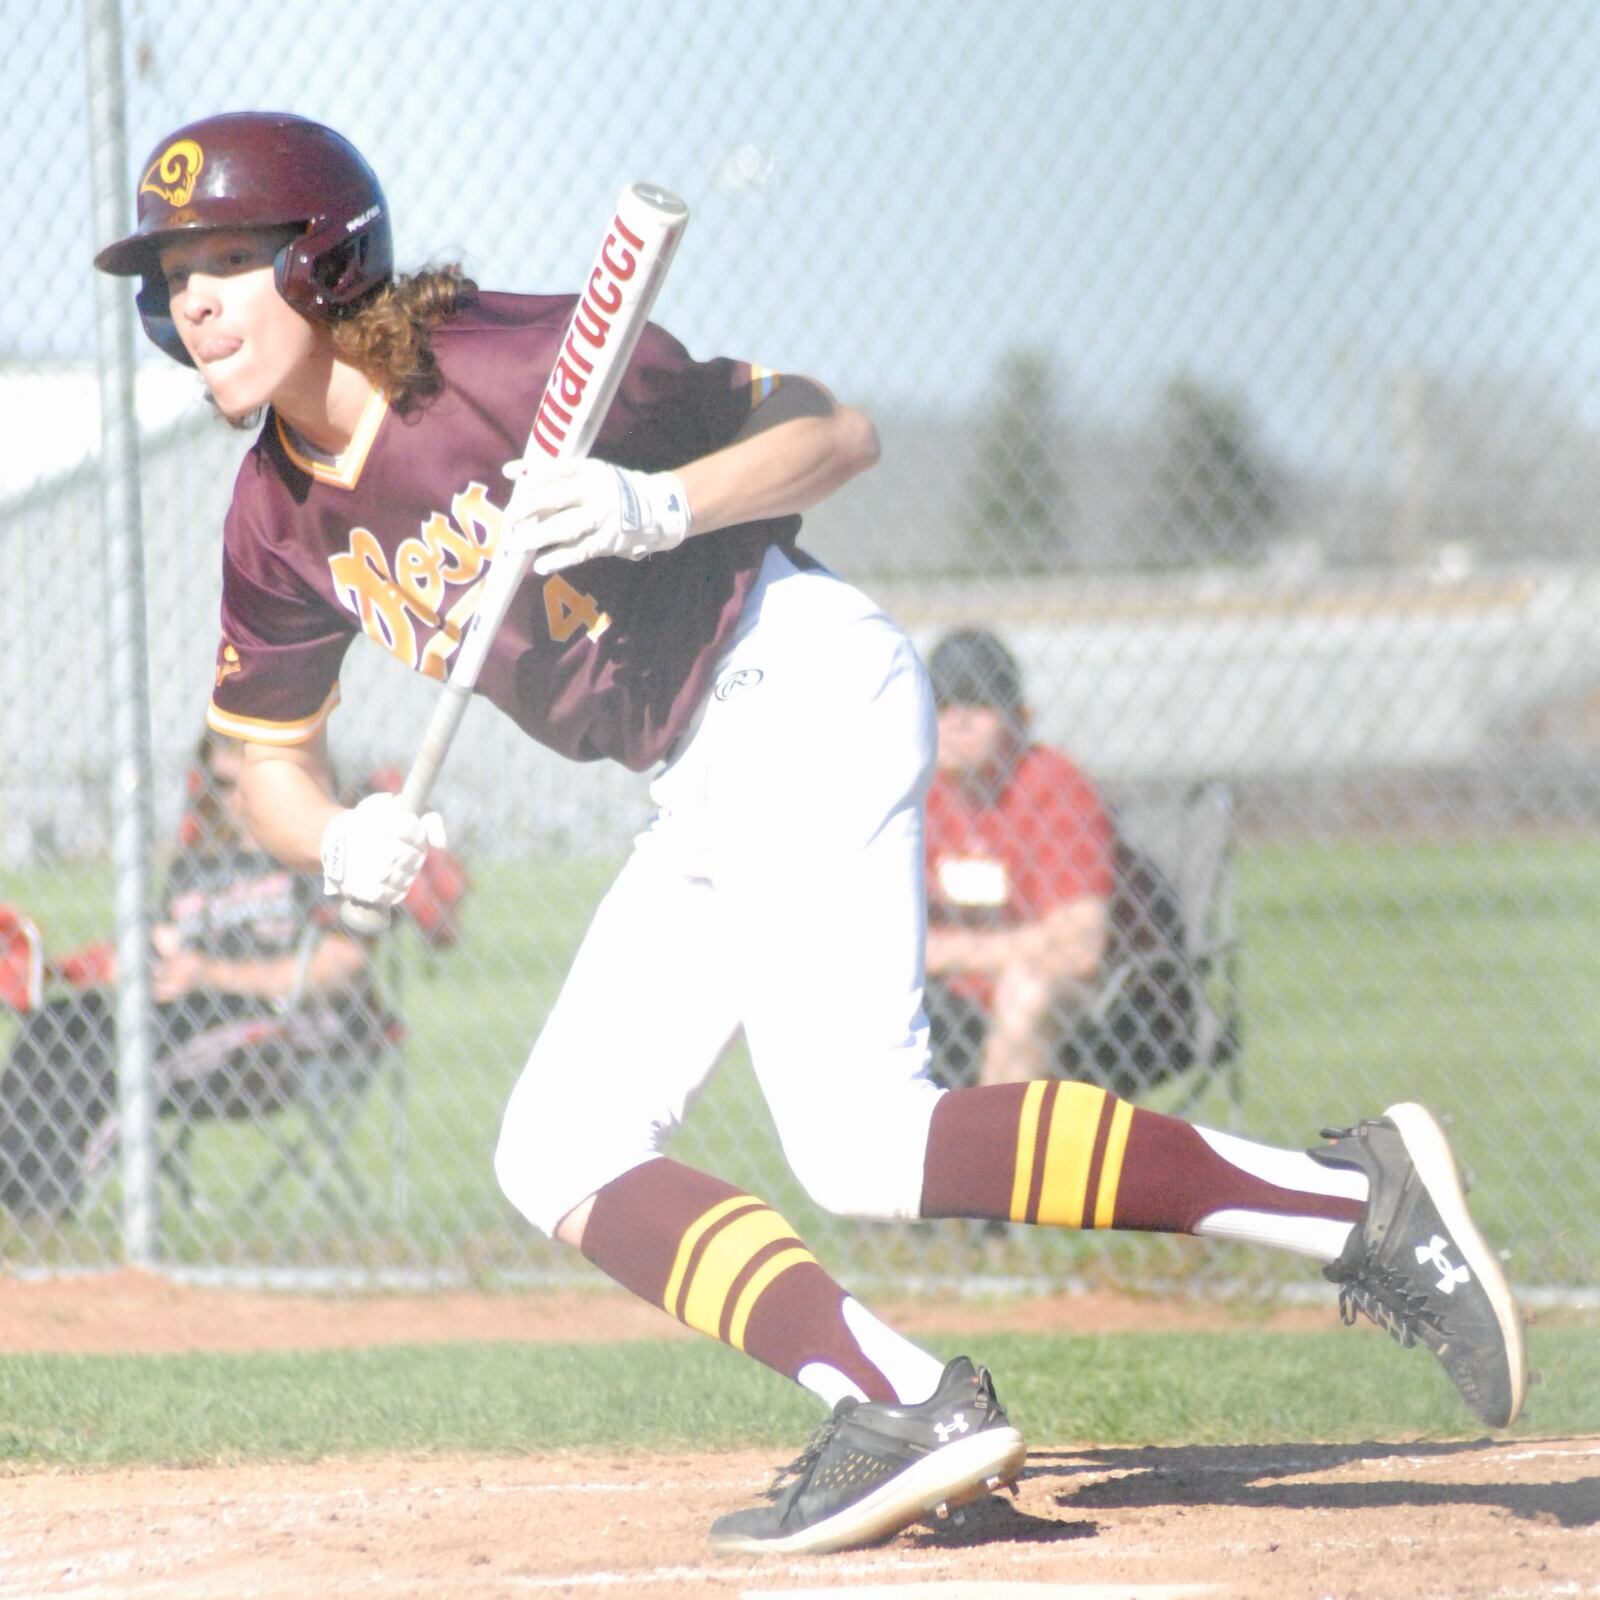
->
<box><xmin>675</xmin><ymin>404</ymin><xmax>879</xmax><ymax>535</ymax></box>
<box><xmin>195</xmin><ymin>933</ymin><xmax>367</xmax><ymax>1002</ymax></box>
<box><xmin>238</xmin><ymin>739</ymin><xmax>343</xmax><ymax>871</ymax></box>
<box><xmin>302</xmin><ymin>933</ymin><xmax>370</xmax><ymax>993</ymax></box>
<box><xmin>190</xmin><ymin>952</ymin><xmax>300</xmax><ymax>1001</ymax></box>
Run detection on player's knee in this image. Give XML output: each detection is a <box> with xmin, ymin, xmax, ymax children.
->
<box><xmin>776</xmin><ymin>1078</ymin><xmax>942</xmax><ymax>1220</ymax></box>
<box><xmin>493</xmin><ymin>1091</ymin><xmax>557</xmax><ymax>1234</ymax></box>
<box><xmin>494</xmin><ymin>1075</ymin><xmax>604</xmax><ymax>1237</ymax></box>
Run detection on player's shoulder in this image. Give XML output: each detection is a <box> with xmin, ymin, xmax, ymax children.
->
<box><xmin>229</xmin><ymin>416</ymin><xmax>309</xmax><ymax>502</ymax></box>
<box><xmin>438</xmin><ymin>289</ymin><xmax>576</xmax><ymax>334</ymax></box>
<box><xmin>220</xmin><ymin>427</ymin><xmax>321</xmax><ymax>587</ymax></box>
<box><xmin>439</xmin><ymin>288</ymin><xmax>697</xmax><ymax>377</ymax></box>
<box><xmin>224</xmin><ymin>428</ymin><xmax>286</xmax><ymax>539</ymax></box>
<box><xmin>428</xmin><ymin>290</ymin><xmax>585</xmax><ymax>384</ymax></box>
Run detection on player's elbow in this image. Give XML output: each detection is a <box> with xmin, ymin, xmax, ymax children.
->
<box><xmin>833</xmin><ymin>404</ymin><xmax>881</xmax><ymax>478</ymax></box>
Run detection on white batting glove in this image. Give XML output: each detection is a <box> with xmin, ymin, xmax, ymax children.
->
<box><xmin>500</xmin><ymin>457</ymin><xmax>691</xmax><ymax>574</ymax></box>
<box><xmin>321</xmin><ymin>793</ymin><xmax>447</xmax><ymax>910</ymax></box>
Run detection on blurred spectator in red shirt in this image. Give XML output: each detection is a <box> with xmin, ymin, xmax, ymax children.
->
<box><xmin>922</xmin><ymin>628</ymin><xmax>1117</xmax><ymax>1088</ymax></box>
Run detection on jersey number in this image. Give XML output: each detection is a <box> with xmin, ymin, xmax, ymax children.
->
<box><xmin>543</xmin><ymin>574</ymin><xmax>611</xmax><ymax>643</ymax></box>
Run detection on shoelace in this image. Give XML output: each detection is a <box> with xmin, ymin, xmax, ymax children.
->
<box><xmin>763</xmin><ymin>1370</ymin><xmax>1002</xmax><ymax>1502</ymax></box>
<box><xmin>765</xmin><ymin>1413</ymin><xmax>845</xmax><ymax>1499</ymax></box>
<box><xmin>1317</xmin><ymin>1122</ymin><xmax>1451</xmax><ymax>1349</ymax></box>
<box><xmin>972</xmin><ymin>1366</ymin><xmax>1000</xmax><ymax>1413</ymax></box>
<box><xmin>1326</xmin><ymin>1249</ymin><xmax>1445</xmax><ymax>1348</ymax></box>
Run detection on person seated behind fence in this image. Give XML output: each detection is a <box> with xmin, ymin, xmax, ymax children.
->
<box><xmin>0</xmin><ymin>730</ymin><xmax>392</xmax><ymax>1222</ymax></box>
<box><xmin>922</xmin><ymin>628</ymin><xmax>1195</xmax><ymax>1097</ymax></box>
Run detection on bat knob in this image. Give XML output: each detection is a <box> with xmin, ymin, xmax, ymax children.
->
<box><xmin>629</xmin><ymin>182</ymin><xmax>688</xmax><ymax>217</ymax></box>
<box><xmin>340</xmin><ymin>899</ymin><xmax>392</xmax><ymax>938</ymax></box>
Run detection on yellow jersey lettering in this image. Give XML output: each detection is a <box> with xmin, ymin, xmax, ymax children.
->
<box><xmin>329</xmin><ymin>528</ymin><xmax>419</xmax><ymax>666</ymax></box>
<box><xmin>329</xmin><ymin>482</ymin><xmax>612</xmax><ymax>677</ymax></box>
<box><xmin>419</xmin><ymin>510</ymin><xmax>484</xmax><ymax>585</ymax></box>
<box><xmin>393</xmin><ymin>534</ymin><xmax>446</xmax><ymax>619</ymax></box>
<box><xmin>543</xmin><ymin>574</ymin><xmax>611</xmax><ymax>643</ymax></box>
<box><xmin>452</xmin><ymin>482</ymin><xmax>501</xmax><ymax>561</ymax></box>
<box><xmin>419</xmin><ymin>581</ymin><xmax>487</xmax><ymax>681</ymax></box>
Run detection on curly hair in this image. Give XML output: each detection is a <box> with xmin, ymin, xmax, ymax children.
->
<box><xmin>330</xmin><ymin>265</ymin><xmax>479</xmax><ymax>415</ymax></box>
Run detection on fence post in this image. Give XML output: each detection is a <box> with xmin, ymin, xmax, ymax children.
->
<box><xmin>83</xmin><ymin>0</ymin><xmax>158</xmax><ymax>1265</ymax></box>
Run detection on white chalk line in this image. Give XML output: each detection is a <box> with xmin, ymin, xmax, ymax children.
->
<box><xmin>505</xmin><ymin>1552</ymin><xmax>954</xmax><ymax>1591</ymax></box>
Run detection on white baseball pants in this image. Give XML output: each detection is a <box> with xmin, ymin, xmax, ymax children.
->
<box><xmin>495</xmin><ymin>547</ymin><xmax>946</xmax><ymax>1235</ymax></box>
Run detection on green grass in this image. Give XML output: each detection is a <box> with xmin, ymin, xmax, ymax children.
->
<box><xmin>4</xmin><ymin>834</ymin><xmax>1598</xmax><ymax>1287</ymax></box>
<box><xmin>1234</xmin><ymin>835</ymin><xmax>1600</xmax><ymax>1288</ymax></box>
<box><xmin>2</xmin><ymin>1320</ymin><xmax>1595</xmax><ymax>1470</ymax></box>
<box><xmin>5</xmin><ymin>837</ymin><xmax>1598</xmax><ymax>1475</ymax></box>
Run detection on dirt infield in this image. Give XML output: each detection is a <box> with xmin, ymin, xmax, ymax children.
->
<box><xmin>4</xmin><ymin>1436</ymin><xmax>1596</xmax><ymax>1599</ymax></box>
<box><xmin>1</xmin><ymin>1272</ymin><xmax>1595</xmax><ymax>1599</ymax></box>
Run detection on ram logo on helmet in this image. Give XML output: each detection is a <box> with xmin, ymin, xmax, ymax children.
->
<box><xmin>138</xmin><ymin>139</ymin><xmax>204</xmax><ymax>209</ymax></box>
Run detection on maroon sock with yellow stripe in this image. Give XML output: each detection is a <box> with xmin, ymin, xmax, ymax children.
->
<box><xmin>920</xmin><ymin>1082</ymin><xmax>1363</xmax><ymax>1232</ymax></box>
<box><xmin>581</xmin><ymin>1157</ymin><xmax>937</xmax><ymax>1404</ymax></box>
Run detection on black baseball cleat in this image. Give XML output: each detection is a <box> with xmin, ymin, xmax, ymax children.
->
<box><xmin>1311</xmin><ymin>1101</ymin><xmax>1527</xmax><ymax>1428</ymax></box>
<box><xmin>708</xmin><ymin>1355</ymin><xmax>1026</xmax><ymax>1556</ymax></box>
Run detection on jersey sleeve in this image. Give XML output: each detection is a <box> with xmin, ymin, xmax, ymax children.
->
<box><xmin>603</xmin><ymin>321</ymin><xmax>784</xmax><ymax>470</ymax></box>
<box><xmin>206</xmin><ymin>499</ymin><xmax>355</xmax><ymax>747</ymax></box>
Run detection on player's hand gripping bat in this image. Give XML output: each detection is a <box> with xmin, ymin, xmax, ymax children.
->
<box><xmin>339</xmin><ymin>183</ymin><xmax>689</xmax><ymax>935</ymax></box>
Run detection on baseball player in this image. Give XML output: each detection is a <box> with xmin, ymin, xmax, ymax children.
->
<box><xmin>95</xmin><ymin>111</ymin><xmax>1526</xmax><ymax>1557</ymax></box>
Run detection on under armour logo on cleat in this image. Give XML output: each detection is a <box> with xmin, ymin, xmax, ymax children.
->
<box><xmin>1416</xmin><ymin>1234</ymin><xmax>1472</xmax><ymax>1293</ymax></box>
<box><xmin>934</xmin><ymin>1413</ymin><xmax>970</xmax><ymax>1443</ymax></box>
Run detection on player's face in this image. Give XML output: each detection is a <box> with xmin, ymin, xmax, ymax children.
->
<box><xmin>936</xmin><ymin>702</ymin><xmax>1019</xmax><ymax>783</ymax></box>
<box><xmin>159</xmin><ymin>228</ymin><xmax>322</xmax><ymax>420</ymax></box>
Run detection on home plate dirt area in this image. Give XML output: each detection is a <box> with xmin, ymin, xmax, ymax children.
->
<box><xmin>0</xmin><ymin>1273</ymin><xmax>1594</xmax><ymax>1599</ymax></box>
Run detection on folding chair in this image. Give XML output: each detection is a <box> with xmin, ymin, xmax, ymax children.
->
<box><xmin>75</xmin><ymin>924</ymin><xmax>409</xmax><ymax>1226</ymax></box>
<box><xmin>176</xmin><ymin>924</ymin><xmax>408</xmax><ymax>1225</ymax></box>
<box><xmin>1065</xmin><ymin>778</ymin><xmax>1245</xmax><ymax>1123</ymax></box>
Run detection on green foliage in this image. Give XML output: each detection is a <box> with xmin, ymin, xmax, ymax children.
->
<box><xmin>4</xmin><ymin>834</ymin><xmax>1597</xmax><ymax>1288</ymax></box>
<box><xmin>1149</xmin><ymin>376</ymin><xmax>1279</xmax><ymax>563</ymax></box>
<box><xmin>963</xmin><ymin>346</ymin><xmax>1068</xmax><ymax>571</ymax></box>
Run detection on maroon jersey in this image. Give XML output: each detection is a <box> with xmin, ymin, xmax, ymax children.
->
<box><xmin>207</xmin><ymin>292</ymin><xmax>797</xmax><ymax>770</ymax></box>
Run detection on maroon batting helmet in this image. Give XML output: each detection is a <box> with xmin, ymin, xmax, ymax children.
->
<box><xmin>93</xmin><ymin>111</ymin><xmax>393</xmax><ymax>365</ymax></box>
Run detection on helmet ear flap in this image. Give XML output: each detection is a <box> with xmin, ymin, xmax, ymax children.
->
<box><xmin>275</xmin><ymin>213</ymin><xmax>390</xmax><ymax>316</ymax></box>
<box><xmin>271</xmin><ymin>233</ymin><xmax>304</xmax><ymax>308</ymax></box>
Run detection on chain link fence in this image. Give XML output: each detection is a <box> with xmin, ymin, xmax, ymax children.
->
<box><xmin>3</xmin><ymin>0</ymin><xmax>1597</xmax><ymax>1300</ymax></box>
